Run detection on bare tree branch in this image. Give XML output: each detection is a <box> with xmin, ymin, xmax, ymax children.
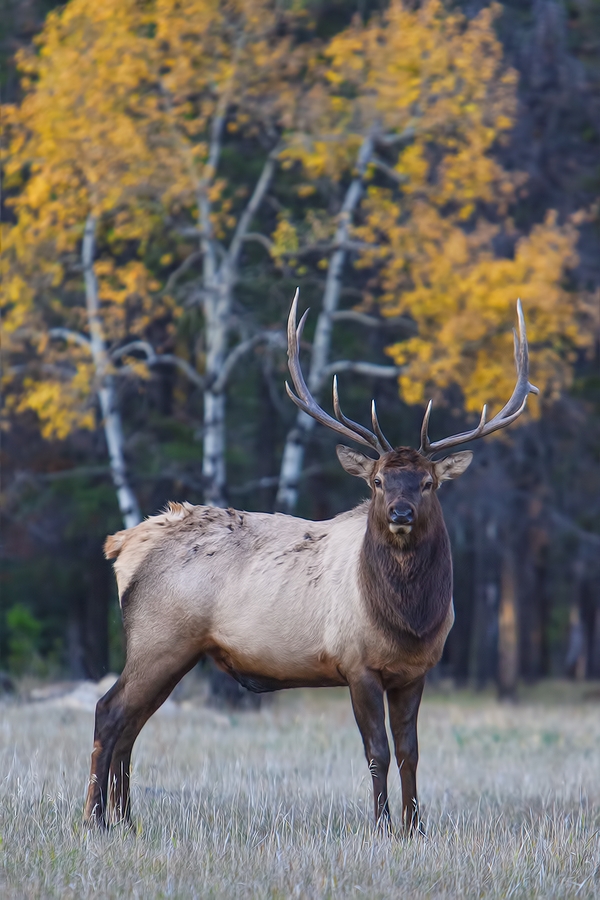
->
<box><xmin>271</xmin><ymin>239</ymin><xmax>381</xmax><ymax>262</ymax></box>
<box><xmin>48</xmin><ymin>328</ymin><xmax>91</xmax><ymax>350</ymax></box>
<box><xmin>230</xmin><ymin>465</ymin><xmax>323</xmax><ymax>496</ymax></box>
<box><xmin>261</xmin><ymin>356</ymin><xmax>293</xmax><ymax>422</ymax></box>
<box><xmin>161</xmin><ymin>357</ymin><xmax>205</xmax><ymax>388</ymax></box>
<box><xmin>550</xmin><ymin>510</ymin><xmax>600</xmax><ymax>547</ymax></box>
<box><xmin>377</xmin><ymin>126</ymin><xmax>416</xmax><ymax>147</ymax></box>
<box><xmin>111</xmin><ymin>340</ymin><xmax>205</xmax><ymax>390</ymax></box>
<box><xmin>226</xmin><ymin>149</ymin><xmax>280</xmax><ymax>270</ymax></box>
<box><xmin>242</xmin><ymin>232</ymin><xmax>275</xmax><ymax>254</ymax></box>
<box><xmin>211</xmin><ymin>330</ymin><xmax>285</xmax><ymax>394</ymax></box>
<box><xmin>162</xmin><ymin>251</ymin><xmax>203</xmax><ymax>295</ymax></box>
<box><xmin>371</xmin><ymin>156</ymin><xmax>409</xmax><ymax>184</ymax></box>
<box><xmin>38</xmin><ymin>466</ymin><xmax>111</xmax><ymax>481</ymax></box>
<box><xmin>331</xmin><ymin>310</ymin><xmax>418</xmax><ymax>333</ymax></box>
<box><xmin>321</xmin><ymin>361</ymin><xmax>403</xmax><ymax>380</ymax></box>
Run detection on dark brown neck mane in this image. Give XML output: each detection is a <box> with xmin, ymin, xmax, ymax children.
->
<box><xmin>359</xmin><ymin>498</ymin><xmax>452</xmax><ymax>640</ymax></box>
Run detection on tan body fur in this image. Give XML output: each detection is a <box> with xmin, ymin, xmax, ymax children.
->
<box><xmin>109</xmin><ymin>501</ymin><xmax>453</xmax><ymax>692</ymax></box>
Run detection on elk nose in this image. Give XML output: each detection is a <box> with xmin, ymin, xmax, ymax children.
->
<box><xmin>389</xmin><ymin>506</ymin><xmax>413</xmax><ymax>526</ymax></box>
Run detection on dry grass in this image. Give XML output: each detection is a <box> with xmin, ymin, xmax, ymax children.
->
<box><xmin>2</xmin><ymin>684</ymin><xmax>600</xmax><ymax>898</ymax></box>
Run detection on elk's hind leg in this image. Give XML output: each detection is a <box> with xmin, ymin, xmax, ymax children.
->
<box><xmin>84</xmin><ymin>641</ymin><xmax>202</xmax><ymax>828</ymax></box>
<box><xmin>84</xmin><ymin>673</ymin><xmax>130</xmax><ymax>828</ymax></box>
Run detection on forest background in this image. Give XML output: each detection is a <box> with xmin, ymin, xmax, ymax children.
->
<box><xmin>1</xmin><ymin>0</ymin><xmax>599</xmax><ymax>699</ymax></box>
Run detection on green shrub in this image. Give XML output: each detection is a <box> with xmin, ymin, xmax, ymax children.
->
<box><xmin>6</xmin><ymin>604</ymin><xmax>43</xmax><ymax>675</ymax></box>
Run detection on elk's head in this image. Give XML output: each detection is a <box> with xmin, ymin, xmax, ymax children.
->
<box><xmin>284</xmin><ymin>289</ymin><xmax>538</xmax><ymax>537</ymax></box>
<box><xmin>335</xmin><ymin>446</ymin><xmax>472</xmax><ymax>537</ymax></box>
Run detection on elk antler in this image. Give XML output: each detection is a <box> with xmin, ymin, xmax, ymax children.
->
<box><xmin>285</xmin><ymin>289</ymin><xmax>393</xmax><ymax>455</ymax></box>
<box><xmin>419</xmin><ymin>300</ymin><xmax>540</xmax><ymax>457</ymax></box>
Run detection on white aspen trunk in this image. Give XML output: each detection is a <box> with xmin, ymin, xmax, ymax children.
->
<box><xmin>197</xmin><ymin>95</ymin><xmax>229</xmax><ymax>508</ymax></box>
<box><xmin>275</xmin><ymin>133</ymin><xmax>376</xmax><ymax>514</ymax></box>
<box><xmin>82</xmin><ymin>214</ymin><xmax>141</xmax><ymax>529</ymax></box>
<box><xmin>200</xmin><ymin>152</ymin><xmax>278</xmax><ymax>508</ymax></box>
<box><xmin>202</xmin><ymin>281</ymin><xmax>230</xmax><ymax>508</ymax></box>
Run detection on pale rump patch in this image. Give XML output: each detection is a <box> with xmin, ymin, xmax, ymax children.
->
<box><xmin>104</xmin><ymin>501</ymin><xmax>196</xmax><ymax>603</ymax></box>
<box><xmin>104</xmin><ymin>531</ymin><xmax>127</xmax><ymax>560</ymax></box>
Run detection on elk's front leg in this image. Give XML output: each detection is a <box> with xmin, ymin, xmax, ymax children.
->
<box><xmin>348</xmin><ymin>671</ymin><xmax>391</xmax><ymax>829</ymax></box>
<box><xmin>387</xmin><ymin>676</ymin><xmax>425</xmax><ymax>836</ymax></box>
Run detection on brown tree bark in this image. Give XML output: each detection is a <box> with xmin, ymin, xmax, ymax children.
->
<box><xmin>497</xmin><ymin>548</ymin><xmax>519</xmax><ymax>701</ymax></box>
<box><xmin>565</xmin><ymin>557</ymin><xmax>587</xmax><ymax>680</ymax></box>
<box><xmin>470</xmin><ymin>514</ymin><xmax>500</xmax><ymax>688</ymax></box>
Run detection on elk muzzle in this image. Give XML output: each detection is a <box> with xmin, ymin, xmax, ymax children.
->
<box><xmin>388</xmin><ymin>505</ymin><xmax>414</xmax><ymax>535</ymax></box>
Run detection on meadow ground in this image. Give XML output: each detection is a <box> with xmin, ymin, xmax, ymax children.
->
<box><xmin>2</xmin><ymin>683</ymin><xmax>600</xmax><ymax>899</ymax></box>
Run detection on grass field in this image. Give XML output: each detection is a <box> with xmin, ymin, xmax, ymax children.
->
<box><xmin>2</xmin><ymin>683</ymin><xmax>600</xmax><ymax>898</ymax></box>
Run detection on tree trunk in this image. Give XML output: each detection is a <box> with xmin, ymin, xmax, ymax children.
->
<box><xmin>446</xmin><ymin>515</ymin><xmax>476</xmax><ymax>686</ymax></box>
<box><xmin>67</xmin><ymin>616</ymin><xmax>86</xmax><ymax>680</ymax></box>
<box><xmin>497</xmin><ymin>547</ymin><xmax>519</xmax><ymax>700</ymax></box>
<box><xmin>275</xmin><ymin>132</ymin><xmax>376</xmax><ymax>514</ymax></box>
<box><xmin>202</xmin><ymin>281</ymin><xmax>230</xmax><ymax>508</ymax></box>
<box><xmin>66</xmin><ymin>545</ymin><xmax>111</xmax><ymax>680</ymax></box>
<box><xmin>82</xmin><ymin>547</ymin><xmax>111</xmax><ymax>680</ymax></box>
<box><xmin>256</xmin><ymin>365</ymin><xmax>279</xmax><ymax>511</ymax></box>
<box><xmin>519</xmin><ymin>507</ymin><xmax>549</xmax><ymax>681</ymax></box>
<box><xmin>589</xmin><ymin>591</ymin><xmax>600</xmax><ymax>680</ymax></box>
<box><xmin>470</xmin><ymin>515</ymin><xmax>500</xmax><ymax>688</ymax></box>
<box><xmin>565</xmin><ymin>557</ymin><xmax>587</xmax><ymax>679</ymax></box>
<box><xmin>199</xmin><ymin>154</ymin><xmax>277</xmax><ymax>508</ymax></box>
<box><xmin>82</xmin><ymin>214</ymin><xmax>141</xmax><ymax>529</ymax></box>
<box><xmin>565</xmin><ymin>602</ymin><xmax>586</xmax><ymax>680</ymax></box>
<box><xmin>80</xmin><ymin>213</ymin><xmax>140</xmax><ymax>681</ymax></box>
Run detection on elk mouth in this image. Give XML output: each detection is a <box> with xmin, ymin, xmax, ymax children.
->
<box><xmin>388</xmin><ymin>523</ymin><xmax>413</xmax><ymax>536</ymax></box>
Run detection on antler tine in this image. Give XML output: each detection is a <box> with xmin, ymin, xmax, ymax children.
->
<box><xmin>419</xmin><ymin>400</ymin><xmax>433</xmax><ymax>456</ymax></box>
<box><xmin>419</xmin><ymin>401</ymin><xmax>488</xmax><ymax>455</ymax></box>
<box><xmin>287</xmin><ymin>287</ymin><xmax>310</xmax><ymax>354</ymax></box>
<box><xmin>481</xmin><ymin>298</ymin><xmax>539</xmax><ymax>426</ymax></box>
<box><xmin>371</xmin><ymin>400</ymin><xmax>393</xmax><ymax>452</ymax></box>
<box><xmin>332</xmin><ymin>377</ymin><xmax>385</xmax><ymax>452</ymax></box>
<box><xmin>284</xmin><ymin>291</ymin><xmax>388</xmax><ymax>455</ymax></box>
<box><xmin>419</xmin><ymin>301</ymin><xmax>539</xmax><ymax>457</ymax></box>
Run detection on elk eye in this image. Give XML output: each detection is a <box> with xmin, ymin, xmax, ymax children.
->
<box><xmin>373</xmin><ymin>477</ymin><xmax>382</xmax><ymax>488</ymax></box>
<box><xmin>423</xmin><ymin>481</ymin><xmax>433</xmax><ymax>492</ymax></box>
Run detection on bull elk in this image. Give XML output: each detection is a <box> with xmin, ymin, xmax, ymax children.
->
<box><xmin>85</xmin><ymin>291</ymin><xmax>537</xmax><ymax>834</ymax></box>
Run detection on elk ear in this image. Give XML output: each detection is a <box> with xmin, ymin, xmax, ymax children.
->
<box><xmin>434</xmin><ymin>451</ymin><xmax>473</xmax><ymax>483</ymax></box>
<box><xmin>336</xmin><ymin>445</ymin><xmax>375</xmax><ymax>481</ymax></box>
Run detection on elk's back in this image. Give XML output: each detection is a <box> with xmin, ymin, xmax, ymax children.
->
<box><xmin>105</xmin><ymin>502</ymin><xmax>371</xmax><ymax>681</ymax></box>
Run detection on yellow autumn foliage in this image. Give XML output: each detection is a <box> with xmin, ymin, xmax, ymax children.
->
<box><xmin>16</xmin><ymin>365</ymin><xmax>96</xmax><ymax>441</ymax></box>
<box><xmin>286</xmin><ymin>0</ymin><xmax>586</xmax><ymax>415</ymax></box>
<box><xmin>2</xmin><ymin>0</ymin><xmax>307</xmax><ymax>440</ymax></box>
<box><xmin>380</xmin><ymin>211</ymin><xmax>582</xmax><ymax>410</ymax></box>
<box><xmin>271</xmin><ymin>216</ymin><xmax>299</xmax><ymax>261</ymax></box>
<box><xmin>1</xmin><ymin>0</ymin><xmax>588</xmax><ymax>443</ymax></box>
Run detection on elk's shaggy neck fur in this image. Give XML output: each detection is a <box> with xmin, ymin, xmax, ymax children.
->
<box><xmin>360</xmin><ymin>449</ymin><xmax>452</xmax><ymax>640</ymax></box>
